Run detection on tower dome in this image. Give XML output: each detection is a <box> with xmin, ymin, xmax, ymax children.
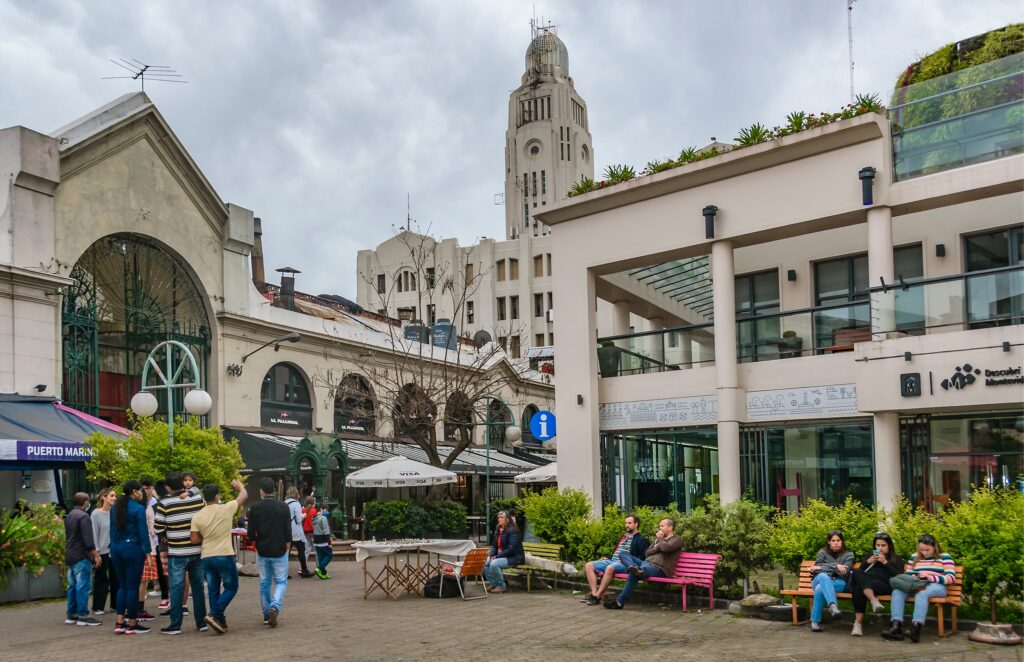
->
<box><xmin>525</xmin><ymin>28</ymin><xmax>569</xmax><ymax>79</ymax></box>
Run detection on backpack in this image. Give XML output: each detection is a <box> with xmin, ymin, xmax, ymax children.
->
<box><xmin>422</xmin><ymin>574</ymin><xmax>463</xmax><ymax>598</ymax></box>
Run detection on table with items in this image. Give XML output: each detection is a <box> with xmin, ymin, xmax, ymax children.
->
<box><xmin>354</xmin><ymin>539</ymin><xmax>477</xmax><ymax>600</ymax></box>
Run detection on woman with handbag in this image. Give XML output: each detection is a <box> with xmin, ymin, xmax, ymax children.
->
<box><xmin>808</xmin><ymin>530</ymin><xmax>856</xmax><ymax>632</ymax></box>
<box><xmin>848</xmin><ymin>532</ymin><xmax>904</xmax><ymax>636</ymax></box>
<box><xmin>881</xmin><ymin>533</ymin><xmax>956</xmax><ymax>643</ymax></box>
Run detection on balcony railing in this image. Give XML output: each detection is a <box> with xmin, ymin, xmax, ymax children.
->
<box><xmin>890</xmin><ymin>53</ymin><xmax>1023</xmax><ymax>181</ymax></box>
<box><xmin>596</xmin><ymin>266</ymin><xmax>1022</xmax><ymax>375</ymax></box>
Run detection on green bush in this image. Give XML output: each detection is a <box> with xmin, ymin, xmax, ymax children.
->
<box><xmin>879</xmin><ymin>495</ymin><xmax>940</xmax><ymax>559</ymax></box>
<box><xmin>937</xmin><ymin>487</ymin><xmax>1024</xmax><ymax>620</ymax></box>
<box><xmin>427</xmin><ymin>500</ymin><xmax>467</xmax><ymax>537</ymax></box>
<box><xmin>677</xmin><ymin>495</ymin><xmax>774</xmax><ymax>594</ymax></box>
<box><xmin>519</xmin><ymin>487</ymin><xmax>592</xmax><ymax>549</ymax></box>
<box><xmin>768</xmin><ymin>497</ymin><xmax>880</xmax><ymax>573</ymax></box>
<box><xmin>364</xmin><ymin>499</ymin><xmax>468</xmax><ymax>539</ymax></box>
<box><xmin>0</xmin><ymin>502</ymin><xmax>65</xmax><ymax>590</ymax></box>
<box><xmin>563</xmin><ymin>503</ymin><xmax>627</xmax><ymax>562</ymax></box>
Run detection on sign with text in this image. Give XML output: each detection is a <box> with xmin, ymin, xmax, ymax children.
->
<box><xmin>0</xmin><ymin>440</ymin><xmax>91</xmax><ymax>462</ymax></box>
<box><xmin>600</xmin><ymin>395</ymin><xmax>718</xmax><ymax>430</ymax></box>
<box><xmin>260</xmin><ymin>406</ymin><xmax>313</xmax><ymax>430</ymax></box>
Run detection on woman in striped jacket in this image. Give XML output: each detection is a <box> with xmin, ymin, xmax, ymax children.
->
<box><xmin>881</xmin><ymin>533</ymin><xmax>956</xmax><ymax>643</ymax></box>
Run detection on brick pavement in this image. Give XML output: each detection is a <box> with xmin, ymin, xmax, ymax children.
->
<box><xmin>0</xmin><ymin>559</ymin><xmax>1019</xmax><ymax>661</ymax></box>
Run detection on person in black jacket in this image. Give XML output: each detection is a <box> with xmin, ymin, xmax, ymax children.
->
<box><xmin>246</xmin><ymin>478</ymin><xmax>292</xmax><ymax>627</ymax></box>
<box><xmin>482</xmin><ymin>511</ymin><xmax>524</xmax><ymax>593</ymax></box>
<box><xmin>582</xmin><ymin>513</ymin><xmax>650</xmax><ymax>605</ymax></box>
<box><xmin>849</xmin><ymin>532</ymin><xmax>904</xmax><ymax>636</ymax></box>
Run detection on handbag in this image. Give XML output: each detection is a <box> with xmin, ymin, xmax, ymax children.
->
<box><xmin>890</xmin><ymin>573</ymin><xmax>929</xmax><ymax>592</ymax></box>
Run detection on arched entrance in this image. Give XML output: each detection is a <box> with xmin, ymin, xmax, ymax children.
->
<box><xmin>334</xmin><ymin>374</ymin><xmax>376</xmax><ymax>434</ymax></box>
<box><xmin>61</xmin><ymin>234</ymin><xmax>211</xmax><ymax>426</ymax></box>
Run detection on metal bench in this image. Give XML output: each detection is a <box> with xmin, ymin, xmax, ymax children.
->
<box><xmin>779</xmin><ymin>560</ymin><xmax>963</xmax><ymax>637</ymax></box>
<box><xmin>515</xmin><ymin>542</ymin><xmax>565</xmax><ymax>591</ymax></box>
<box><xmin>598</xmin><ymin>551</ymin><xmax>722</xmax><ymax>611</ymax></box>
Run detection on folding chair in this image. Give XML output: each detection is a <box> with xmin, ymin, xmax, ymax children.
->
<box><xmin>439</xmin><ymin>547</ymin><xmax>489</xmax><ymax>600</ymax></box>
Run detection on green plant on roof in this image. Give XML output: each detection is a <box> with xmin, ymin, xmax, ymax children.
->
<box><xmin>735</xmin><ymin>122</ymin><xmax>772</xmax><ymax>146</ymax></box>
<box><xmin>603</xmin><ymin>164</ymin><xmax>636</xmax><ymax>184</ymax></box>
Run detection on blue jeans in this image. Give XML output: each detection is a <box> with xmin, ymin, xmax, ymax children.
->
<box><xmin>890</xmin><ymin>582</ymin><xmax>947</xmax><ymax>624</ymax></box>
<box><xmin>483</xmin><ymin>557</ymin><xmax>511</xmax><ymax>588</ymax></box>
<box><xmin>110</xmin><ymin>542</ymin><xmax>145</xmax><ymax>620</ymax></box>
<box><xmin>202</xmin><ymin>555</ymin><xmax>238</xmax><ymax>623</ymax></box>
<box><xmin>257</xmin><ymin>554</ymin><xmax>289</xmax><ymax>616</ymax></box>
<box><xmin>66</xmin><ymin>558</ymin><xmax>92</xmax><ymax>619</ymax></box>
<box><xmin>315</xmin><ymin>546</ymin><xmax>333</xmax><ymax>573</ymax></box>
<box><xmin>591</xmin><ymin>559</ymin><xmax>627</xmax><ymax>575</ymax></box>
<box><xmin>810</xmin><ymin>573</ymin><xmax>847</xmax><ymax>623</ymax></box>
<box><xmin>168</xmin><ymin>554</ymin><xmax>207</xmax><ymax>630</ymax></box>
<box><xmin>616</xmin><ymin>551</ymin><xmax>664</xmax><ymax>605</ymax></box>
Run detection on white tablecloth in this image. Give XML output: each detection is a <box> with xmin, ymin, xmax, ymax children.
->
<box><xmin>354</xmin><ymin>539</ymin><xmax>476</xmax><ymax>563</ymax></box>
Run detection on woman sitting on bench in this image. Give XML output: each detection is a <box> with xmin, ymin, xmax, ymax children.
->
<box><xmin>881</xmin><ymin>533</ymin><xmax>956</xmax><ymax>643</ymax></box>
<box><xmin>848</xmin><ymin>532</ymin><xmax>904</xmax><ymax>636</ymax></box>
<box><xmin>808</xmin><ymin>530</ymin><xmax>855</xmax><ymax>632</ymax></box>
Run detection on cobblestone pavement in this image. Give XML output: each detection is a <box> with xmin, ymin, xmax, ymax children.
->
<box><xmin>1</xmin><ymin>559</ymin><xmax>1020</xmax><ymax>662</ymax></box>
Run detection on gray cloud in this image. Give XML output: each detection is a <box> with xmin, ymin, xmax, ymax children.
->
<box><xmin>1</xmin><ymin>0</ymin><xmax>1018</xmax><ymax>296</ymax></box>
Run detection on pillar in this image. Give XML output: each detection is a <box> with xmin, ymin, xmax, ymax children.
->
<box><xmin>647</xmin><ymin>316</ymin><xmax>664</xmax><ymax>366</ymax></box>
<box><xmin>711</xmin><ymin>241</ymin><xmax>742</xmax><ymax>503</ymax></box>
<box><xmin>867</xmin><ymin>206</ymin><xmax>895</xmax><ymax>339</ymax></box>
<box><xmin>678</xmin><ymin>331</ymin><xmax>693</xmax><ymax>369</ymax></box>
<box><xmin>611</xmin><ymin>300</ymin><xmax>630</xmax><ymax>346</ymax></box>
<box><xmin>873</xmin><ymin>413</ymin><xmax>902</xmax><ymax>509</ymax></box>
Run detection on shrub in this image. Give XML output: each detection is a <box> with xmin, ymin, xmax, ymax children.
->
<box><xmin>878</xmin><ymin>495</ymin><xmax>940</xmax><ymax>559</ymax></box>
<box><xmin>519</xmin><ymin>487</ymin><xmax>592</xmax><ymax>549</ymax></box>
<box><xmin>768</xmin><ymin>497</ymin><xmax>880</xmax><ymax>573</ymax></box>
<box><xmin>0</xmin><ymin>502</ymin><xmax>65</xmax><ymax>590</ymax></box>
<box><xmin>936</xmin><ymin>487</ymin><xmax>1024</xmax><ymax>621</ymax></box>
<box><xmin>677</xmin><ymin>495</ymin><xmax>774</xmax><ymax>594</ymax></box>
<box><xmin>86</xmin><ymin>417</ymin><xmax>244</xmax><ymax>496</ymax></box>
<box><xmin>427</xmin><ymin>500</ymin><xmax>467</xmax><ymax>537</ymax></box>
<box><xmin>363</xmin><ymin>499</ymin><xmax>468</xmax><ymax>539</ymax></box>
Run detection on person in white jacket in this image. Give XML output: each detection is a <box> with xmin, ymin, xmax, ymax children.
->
<box><xmin>283</xmin><ymin>487</ymin><xmax>313</xmax><ymax>578</ymax></box>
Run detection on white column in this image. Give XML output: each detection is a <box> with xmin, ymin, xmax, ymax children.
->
<box><xmin>873</xmin><ymin>413</ymin><xmax>902</xmax><ymax>510</ymax></box>
<box><xmin>611</xmin><ymin>300</ymin><xmax>630</xmax><ymax>344</ymax></box>
<box><xmin>867</xmin><ymin>206</ymin><xmax>895</xmax><ymax>340</ymax></box>
<box><xmin>678</xmin><ymin>331</ymin><xmax>693</xmax><ymax>369</ymax></box>
<box><xmin>711</xmin><ymin>241</ymin><xmax>742</xmax><ymax>504</ymax></box>
<box><xmin>647</xmin><ymin>316</ymin><xmax>664</xmax><ymax>366</ymax></box>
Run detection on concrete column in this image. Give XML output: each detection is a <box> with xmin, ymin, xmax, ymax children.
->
<box><xmin>867</xmin><ymin>206</ymin><xmax>895</xmax><ymax>339</ymax></box>
<box><xmin>678</xmin><ymin>331</ymin><xmax>693</xmax><ymax>369</ymax></box>
<box><xmin>711</xmin><ymin>241</ymin><xmax>742</xmax><ymax>504</ymax></box>
<box><xmin>873</xmin><ymin>412</ymin><xmax>902</xmax><ymax>510</ymax></box>
<box><xmin>611</xmin><ymin>300</ymin><xmax>630</xmax><ymax>343</ymax></box>
<box><xmin>555</xmin><ymin>267</ymin><xmax>602</xmax><ymax>512</ymax></box>
<box><xmin>647</xmin><ymin>316</ymin><xmax>664</xmax><ymax>366</ymax></box>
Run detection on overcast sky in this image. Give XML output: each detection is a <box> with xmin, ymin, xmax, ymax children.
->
<box><xmin>1</xmin><ymin>1</ymin><xmax>1018</xmax><ymax>297</ymax></box>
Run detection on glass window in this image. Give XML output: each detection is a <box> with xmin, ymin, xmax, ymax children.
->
<box><xmin>534</xmin><ymin>255</ymin><xmax>544</xmax><ymax>277</ymax></box>
<box><xmin>376</xmin><ymin>273</ymin><xmax>385</xmax><ymax>294</ymax></box>
<box><xmin>497</xmin><ymin>297</ymin><xmax>507</xmax><ymax>321</ymax></box>
<box><xmin>510</xmin><ymin>295</ymin><xmax>519</xmax><ymax>320</ymax></box>
<box><xmin>261</xmin><ymin>363</ymin><xmax>311</xmax><ymax>407</ymax></box>
<box><xmin>496</xmin><ymin>260</ymin><xmax>506</xmax><ymax>282</ymax></box>
<box><xmin>466</xmin><ymin>301</ymin><xmax>474</xmax><ymax>324</ymax></box>
<box><xmin>534</xmin><ymin>293</ymin><xmax>544</xmax><ymax>317</ymax></box>
<box><xmin>509</xmin><ymin>258</ymin><xmax>519</xmax><ymax>280</ymax></box>
<box><xmin>925</xmin><ymin>414</ymin><xmax>1023</xmax><ymax>507</ymax></box>
<box><xmin>735</xmin><ymin>270</ymin><xmax>780</xmax><ymax>362</ymax></box>
<box><xmin>964</xmin><ymin>227</ymin><xmax>1024</xmax><ymax>328</ymax></box>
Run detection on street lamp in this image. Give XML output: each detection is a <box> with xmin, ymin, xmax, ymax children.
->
<box><xmin>130</xmin><ymin>340</ymin><xmax>212</xmax><ymax>461</ymax></box>
<box><xmin>478</xmin><ymin>414</ymin><xmax>520</xmax><ymax>542</ymax></box>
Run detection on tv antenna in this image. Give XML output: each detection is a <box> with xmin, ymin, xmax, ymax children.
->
<box><xmin>847</xmin><ymin>0</ymin><xmax>857</xmax><ymax>103</ymax></box>
<box><xmin>102</xmin><ymin>59</ymin><xmax>187</xmax><ymax>91</ymax></box>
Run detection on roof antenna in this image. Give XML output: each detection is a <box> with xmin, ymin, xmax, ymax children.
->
<box><xmin>406</xmin><ymin>193</ymin><xmax>411</xmax><ymax>232</ymax></box>
<box><xmin>847</xmin><ymin>0</ymin><xmax>857</xmax><ymax>104</ymax></box>
<box><xmin>101</xmin><ymin>59</ymin><xmax>187</xmax><ymax>91</ymax></box>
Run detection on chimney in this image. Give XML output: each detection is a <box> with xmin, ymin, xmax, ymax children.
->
<box><xmin>276</xmin><ymin>266</ymin><xmax>300</xmax><ymax>311</ymax></box>
<box><xmin>251</xmin><ymin>217</ymin><xmax>266</xmax><ymax>286</ymax></box>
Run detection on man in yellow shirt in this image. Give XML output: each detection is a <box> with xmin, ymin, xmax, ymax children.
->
<box><xmin>190</xmin><ymin>479</ymin><xmax>248</xmax><ymax>634</ymax></box>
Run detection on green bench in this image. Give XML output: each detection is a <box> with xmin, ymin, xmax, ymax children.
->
<box><xmin>511</xmin><ymin>542</ymin><xmax>564</xmax><ymax>591</ymax></box>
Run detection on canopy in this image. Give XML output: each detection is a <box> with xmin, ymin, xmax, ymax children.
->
<box><xmin>513</xmin><ymin>461</ymin><xmax>557</xmax><ymax>484</ymax></box>
<box><xmin>345</xmin><ymin>456</ymin><xmax>456</xmax><ymax>488</ymax></box>
<box><xmin>0</xmin><ymin>394</ymin><xmax>132</xmax><ymax>466</ymax></box>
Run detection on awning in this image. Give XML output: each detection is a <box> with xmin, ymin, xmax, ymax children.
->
<box><xmin>0</xmin><ymin>394</ymin><xmax>132</xmax><ymax>467</ymax></box>
<box><xmin>514</xmin><ymin>461</ymin><xmax>557</xmax><ymax>484</ymax></box>
<box><xmin>224</xmin><ymin>427</ymin><xmax>543</xmax><ymax>477</ymax></box>
<box><xmin>524</xmin><ymin>345</ymin><xmax>555</xmax><ymax>359</ymax></box>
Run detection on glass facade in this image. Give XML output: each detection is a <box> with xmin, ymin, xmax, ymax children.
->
<box><xmin>600</xmin><ymin>428</ymin><xmax>718</xmax><ymax>512</ymax></box>
<box><xmin>741</xmin><ymin>420</ymin><xmax>875</xmax><ymax>510</ymax></box>
<box><xmin>901</xmin><ymin>413</ymin><xmax>1023</xmax><ymax>512</ymax></box>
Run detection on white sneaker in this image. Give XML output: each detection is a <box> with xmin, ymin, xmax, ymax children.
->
<box><xmin>93</xmin><ymin>609</ymin><xmax>105</xmax><ymax>615</ymax></box>
<box><xmin>851</xmin><ymin>622</ymin><xmax>863</xmax><ymax>636</ymax></box>
<box><xmin>64</xmin><ymin>618</ymin><xmax>78</xmax><ymax>625</ymax></box>
<box><xmin>147</xmin><ymin>590</ymin><xmax>161</xmax><ymax>597</ymax></box>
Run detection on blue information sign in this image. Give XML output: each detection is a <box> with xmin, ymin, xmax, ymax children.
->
<box><xmin>529</xmin><ymin>410</ymin><xmax>556</xmax><ymax>441</ymax></box>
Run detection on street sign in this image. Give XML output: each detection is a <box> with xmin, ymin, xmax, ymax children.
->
<box><xmin>530</xmin><ymin>410</ymin><xmax>556</xmax><ymax>441</ymax></box>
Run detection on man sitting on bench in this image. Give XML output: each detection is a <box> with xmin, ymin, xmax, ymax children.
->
<box><xmin>581</xmin><ymin>514</ymin><xmax>648</xmax><ymax>606</ymax></box>
<box><xmin>605</xmin><ymin>518</ymin><xmax>682</xmax><ymax>610</ymax></box>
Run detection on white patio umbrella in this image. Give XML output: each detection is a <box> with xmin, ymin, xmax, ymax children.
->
<box><xmin>345</xmin><ymin>455</ymin><xmax>457</xmax><ymax>488</ymax></box>
<box><xmin>513</xmin><ymin>461</ymin><xmax>557</xmax><ymax>484</ymax></box>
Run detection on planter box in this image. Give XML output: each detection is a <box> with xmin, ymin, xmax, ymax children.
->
<box><xmin>0</xmin><ymin>565</ymin><xmax>64</xmax><ymax>604</ymax></box>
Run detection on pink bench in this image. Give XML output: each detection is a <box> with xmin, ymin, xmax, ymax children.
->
<box><xmin>598</xmin><ymin>551</ymin><xmax>721</xmax><ymax>611</ymax></box>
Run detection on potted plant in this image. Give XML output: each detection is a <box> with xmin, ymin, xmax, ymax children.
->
<box><xmin>597</xmin><ymin>341</ymin><xmax>621</xmax><ymax>377</ymax></box>
<box><xmin>0</xmin><ymin>502</ymin><xmax>66</xmax><ymax>603</ymax></box>
<box><xmin>780</xmin><ymin>330</ymin><xmax>804</xmax><ymax>357</ymax></box>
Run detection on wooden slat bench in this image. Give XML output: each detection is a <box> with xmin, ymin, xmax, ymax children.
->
<box><xmin>779</xmin><ymin>560</ymin><xmax>963</xmax><ymax>637</ymax></box>
<box><xmin>515</xmin><ymin>542</ymin><xmax>564</xmax><ymax>592</ymax></box>
<box><xmin>598</xmin><ymin>551</ymin><xmax>721</xmax><ymax>611</ymax></box>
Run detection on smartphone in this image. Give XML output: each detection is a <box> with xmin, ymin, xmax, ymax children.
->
<box><xmin>872</xmin><ymin>549</ymin><xmax>881</xmax><ymax>555</ymax></box>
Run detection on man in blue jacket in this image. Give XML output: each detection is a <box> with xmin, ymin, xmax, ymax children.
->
<box><xmin>482</xmin><ymin>511</ymin><xmax>524</xmax><ymax>593</ymax></box>
<box><xmin>581</xmin><ymin>514</ymin><xmax>649</xmax><ymax>605</ymax></box>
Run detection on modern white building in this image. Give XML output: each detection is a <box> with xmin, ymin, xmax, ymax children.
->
<box><xmin>541</xmin><ymin>53</ymin><xmax>1023</xmax><ymax>515</ymax></box>
<box><xmin>356</xmin><ymin>25</ymin><xmax>594</xmax><ymax>358</ymax></box>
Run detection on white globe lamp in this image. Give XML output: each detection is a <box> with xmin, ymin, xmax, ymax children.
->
<box><xmin>130</xmin><ymin>391</ymin><xmax>159</xmax><ymax>418</ymax></box>
<box><xmin>505</xmin><ymin>426</ymin><xmax>522</xmax><ymax>445</ymax></box>
<box><xmin>184</xmin><ymin>389</ymin><xmax>213</xmax><ymax>416</ymax></box>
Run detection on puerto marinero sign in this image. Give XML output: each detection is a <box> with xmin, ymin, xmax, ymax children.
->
<box><xmin>0</xmin><ymin>440</ymin><xmax>91</xmax><ymax>462</ymax></box>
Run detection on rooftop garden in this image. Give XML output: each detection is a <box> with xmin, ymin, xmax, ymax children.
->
<box><xmin>570</xmin><ymin>23</ymin><xmax>1022</xmax><ymax>198</ymax></box>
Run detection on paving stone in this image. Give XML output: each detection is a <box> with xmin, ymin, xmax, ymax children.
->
<box><xmin>0</xmin><ymin>559</ymin><xmax>1018</xmax><ymax>661</ymax></box>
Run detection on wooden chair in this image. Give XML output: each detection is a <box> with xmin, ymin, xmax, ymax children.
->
<box><xmin>439</xmin><ymin>547</ymin><xmax>489</xmax><ymax>600</ymax></box>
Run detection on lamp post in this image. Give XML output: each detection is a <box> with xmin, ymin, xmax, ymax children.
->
<box><xmin>480</xmin><ymin>417</ymin><xmax>520</xmax><ymax>542</ymax></box>
<box><xmin>130</xmin><ymin>340</ymin><xmax>212</xmax><ymax>461</ymax></box>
